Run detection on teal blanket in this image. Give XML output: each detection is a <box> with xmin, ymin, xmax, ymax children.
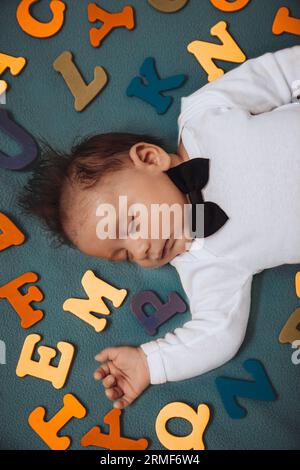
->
<box><xmin>0</xmin><ymin>0</ymin><xmax>299</xmax><ymax>450</ymax></box>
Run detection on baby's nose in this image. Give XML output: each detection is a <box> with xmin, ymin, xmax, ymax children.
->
<box><xmin>130</xmin><ymin>240</ymin><xmax>150</xmax><ymax>261</ymax></box>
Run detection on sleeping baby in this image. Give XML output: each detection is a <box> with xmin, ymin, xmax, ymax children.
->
<box><xmin>20</xmin><ymin>45</ymin><xmax>300</xmax><ymax>410</ymax></box>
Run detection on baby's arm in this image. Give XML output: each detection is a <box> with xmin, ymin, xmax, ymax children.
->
<box><xmin>180</xmin><ymin>45</ymin><xmax>300</xmax><ymax>121</ymax></box>
<box><xmin>140</xmin><ymin>249</ymin><xmax>253</xmax><ymax>384</ymax></box>
<box><xmin>94</xmin><ymin>250</ymin><xmax>253</xmax><ymax>407</ymax></box>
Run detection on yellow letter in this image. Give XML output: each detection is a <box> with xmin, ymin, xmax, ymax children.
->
<box><xmin>63</xmin><ymin>270</ymin><xmax>127</xmax><ymax>332</ymax></box>
<box><xmin>187</xmin><ymin>21</ymin><xmax>246</xmax><ymax>82</ymax></box>
<box><xmin>16</xmin><ymin>333</ymin><xmax>75</xmax><ymax>389</ymax></box>
<box><xmin>0</xmin><ymin>53</ymin><xmax>27</xmax><ymax>96</ymax></box>
<box><xmin>156</xmin><ymin>401</ymin><xmax>210</xmax><ymax>450</ymax></box>
<box><xmin>295</xmin><ymin>271</ymin><xmax>300</xmax><ymax>298</ymax></box>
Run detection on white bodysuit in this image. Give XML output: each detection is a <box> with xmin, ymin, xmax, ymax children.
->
<box><xmin>140</xmin><ymin>45</ymin><xmax>300</xmax><ymax>384</ymax></box>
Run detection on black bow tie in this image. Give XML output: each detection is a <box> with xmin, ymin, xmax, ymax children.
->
<box><xmin>166</xmin><ymin>158</ymin><xmax>229</xmax><ymax>238</ymax></box>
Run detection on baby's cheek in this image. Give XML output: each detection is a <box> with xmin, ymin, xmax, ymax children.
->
<box><xmin>175</xmin><ymin>237</ymin><xmax>192</xmax><ymax>257</ymax></box>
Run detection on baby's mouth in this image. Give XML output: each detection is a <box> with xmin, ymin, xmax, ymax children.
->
<box><xmin>161</xmin><ymin>237</ymin><xmax>173</xmax><ymax>259</ymax></box>
<box><xmin>146</xmin><ymin>238</ymin><xmax>175</xmax><ymax>263</ymax></box>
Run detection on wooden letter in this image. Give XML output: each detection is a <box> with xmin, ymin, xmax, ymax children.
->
<box><xmin>126</xmin><ymin>57</ymin><xmax>186</xmax><ymax>114</ymax></box>
<box><xmin>295</xmin><ymin>271</ymin><xmax>300</xmax><ymax>298</ymax></box>
<box><xmin>53</xmin><ymin>51</ymin><xmax>108</xmax><ymax>112</ymax></box>
<box><xmin>63</xmin><ymin>270</ymin><xmax>127</xmax><ymax>332</ymax></box>
<box><xmin>210</xmin><ymin>0</ymin><xmax>251</xmax><ymax>12</ymax></box>
<box><xmin>0</xmin><ymin>52</ymin><xmax>26</xmax><ymax>99</ymax></box>
<box><xmin>0</xmin><ymin>110</ymin><xmax>38</xmax><ymax>170</ymax></box>
<box><xmin>187</xmin><ymin>21</ymin><xmax>246</xmax><ymax>82</ymax></box>
<box><xmin>272</xmin><ymin>7</ymin><xmax>300</xmax><ymax>36</ymax></box>
<box><xmin>0</xmin><ymin>272</ymin><xmax>44</xmax><ymax>328</ymax></box>
<box><xmin>147</xmin><ymin>0</ymin><xmax>189</xmax><ymax>13</ymax></box>
<box><xmin>28</xmin><ymin>394</ymin><xmax>86</xmax><ymax>450</ymax></box>
<box><xmin>216</xmin><ymin>359</ymin><xmax>277</xmax><ymax>419</ymax></box>
<box><xmin>279</xmin><ymin>308</ymin><xmax>300</xmax><ymax>345</ymax></box>
<box><xmin>88</xmin><ymin>3</ymin><xmax>135</xmax><ymax>48</ymax></box>
<box><xmin>130</xmin><ymin>290</ymin><xmax>187</xmax><ymax>335</ymax></box>
<box><xmin>16</xmin><ymin>333</ymin><xmax>75</xmax><ymax>389</ymax></box>
<box><xmin>156</xmin><ymin>402</ymin><xmax>210</xmax><ymax>450</ymax></box>
<box><xmin>0</xmin><ymin>212</ymin><xmax>25</xmax><ymax>252</ymax></box>
<box><xmin>0</xmin><ymin>81</ymin><xmax>7</xmax><ymax>99</ymax></box>
<box><xmin>0</xmin><ymin>52</ymin><xmax>26</xmax><ymax>76</ymax></box>
<box><xmin>16</xmin><ymin>0</ymin><xmax>66</xmax><ymax>38</ymax></box>
<box><xmin>81</xmin><ymin>408</ymin><xmax>148</xmax><ymax>450</ymax></box>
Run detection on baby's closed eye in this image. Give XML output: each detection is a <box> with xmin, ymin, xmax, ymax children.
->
<box><xmin>111</xmin><ymin>249</ymin><xmax>129</xmax><ymax>261</ymax></box>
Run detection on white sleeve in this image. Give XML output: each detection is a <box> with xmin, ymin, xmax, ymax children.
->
<box><xmin>178</xmin><ymin>45</ymin><xmax>300</xmax><ymax>133</ymax></box>
<box><xmin>140</xmin><ymin>248</ymin><xmax>253</xmax><ymax>384</ymax></box>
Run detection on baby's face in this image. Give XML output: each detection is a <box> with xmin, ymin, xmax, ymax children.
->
<box><xmin>63</xmin><ymin>147</ymin><xmax>193</xmax><ymax>268</ymax></box>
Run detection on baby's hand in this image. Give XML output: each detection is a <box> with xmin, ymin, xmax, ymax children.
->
<box><xmin>94</xmin><ymin>346</ymin><xmax>150</xmax><ymax>409</ymax></box>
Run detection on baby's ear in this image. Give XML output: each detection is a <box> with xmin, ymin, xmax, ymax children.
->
<box><xmin>129</xmin><ymin>142</ymin><xmax>170</xmax><ymax>171</ymax></box>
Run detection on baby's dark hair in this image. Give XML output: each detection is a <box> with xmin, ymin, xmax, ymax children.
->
<box><xmin>19</xmin><ymin>132</ymin><xmax>164</xmax><ymax>246</ymax></box>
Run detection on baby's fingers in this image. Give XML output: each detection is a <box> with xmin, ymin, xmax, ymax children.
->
<box><xmin>105</xmin><ymin>386</ymin><xmax>124</xmax><ymax>401</ymax></box>
<box><xmin>102</xmin><ymin>374</ymin><xmax>116</xmax><ymax>388</ymax></box>
<box><xmin>113</xmin><ymin>397</ymin><xmax>131</xmax><ymax>409</ymax></box>
<box><xmin>94</xmin><ymin>362</ymin><xmax>110</xmax><ymax>380</ymax></box>
<box><xmin>95</xmin><ymin>347</ymin><xmax>119</xmax><ymax>363</ymax></box>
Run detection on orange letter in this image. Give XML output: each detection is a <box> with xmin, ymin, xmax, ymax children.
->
<box><xmin>296</xmin><ymin>271</ymin><xmax>300</xmax><ymax>298</ymax></box>
<box><xmin>156</xmin><ymin>402</ymin><xmax>210</xmax><ymax>450</ymax></box>
<box><xmin>0</xmin><ymin>52</ymin><xmax>27</xmax><ymax>96</ymax></box>
<box><xmin>63</xmin><ymin>270</ymin><xmax>127</xmax><ymax>332</ymax></box>
<box><xmin>0</xmin><ymin>53</ymin><xmax>27</xmax><ymax>76</ymax></box>
<box><xmin>272</xmin><ymin>7</ymin><xmax>300</xmax><ymax>36</ymax></box>
<box><xmin>16</xmin><ymin>334</ymin><xmax>75</xmax><ymax>389</ymax></box>
<box><xmin>81</xmin><ymin>408</ymin><xmax>148</xmax><ymax>450</ymax></box>
<box><xmin>88</xmin><ymin>3</ymin><xmax>135</xmax><ymax>48</ymax></box>
<box><xmin>210</xmin><ymin>0</ymin><xmax>251</xmax><ymax>12</ymax></box>
<box><xmin>28</xmin><ymin>394</ymin><xmax>86</xmax><ymax>450</ymax></box>
<box><xmin>16</xmin><ymin>0</ymin><xmax>66</xmax><ymax>38</ymax></box>
<box><xmin>53</xmin><ymin>51</ymin><xmax>108</xmax><ymax>112</ymax></box>
<box><xmin>0</xmin><ymin>212</ymin><xmax>25</xmax><ymax>252</ymax></box>
<box><xmin>0</xmin><ymin>272</ymin><xmax>44</xmax><ymax>328</ymax></box>
<box><xmin>187</xmin><ymin>21</ymin><xmax>246</xmax><ymax>82</ymax></box>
